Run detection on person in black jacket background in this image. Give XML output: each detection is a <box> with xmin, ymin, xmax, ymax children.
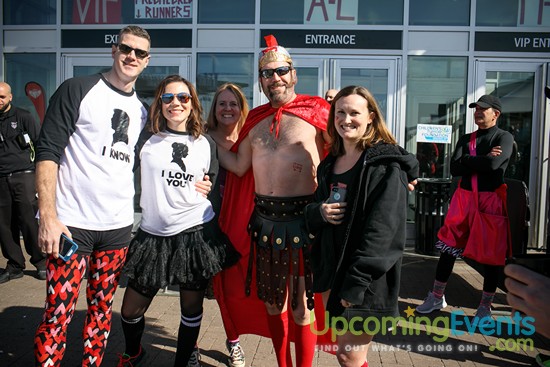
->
<box><xmin>416</xmin><ymin>95</ymin><xmax>514</xmax><ymax>327</ymax></box>
<box><xmin>0</xmin><ymin>81</ymin><xmax>46</xmax><ymax>283</ymax></box>
<box><xmin>305</xmin><ymin>85</ymin><xmax>419</xmax><ymax>367</ymax></box>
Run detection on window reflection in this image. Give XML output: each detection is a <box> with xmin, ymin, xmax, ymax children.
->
<box><xmin>261</xmin><ymin>0</ymin><xmax>303</xmax><ymax>24</ymax></box>
<box><xmin>3</xmin><ymin>0</ymin><xmax>56</xmax><ymax>25</ymax></box>
<box><xmin>406</xmin><ymin>56</ymin><xmax>467</xmax><ymax>180</ymax></box>
<box><xmin>405</xmin><ymin>56</ymin><xmax>467</xmax><ymax>222</ymax></box>
<box><xmin>409</xmin><ymin>0</ymin><xmax>470</xmax><ymax>26</ymax></box>
<box><xmin>199</xmin><ymin>0</ymin><xmax>254</xmax><ymax>24</ymax></box>
<box><xmin>341</xmin><ymin>68</ymin><xmax>388</xmax><ymax>119</ymax></box>
<box><xmin>486</xmin><ymin>71</ymin><xmax>534</xmax><ymax>183</ymax></box>
<box><xmin>294</xmin><ymin>67</ymin><xmax>319</xmax><ymax>97</ymax></box>
<box><xmin>358</xmin><ymin>0</ymin><xmax>403</xmax><ymax>25</ymax></box>
<box><xmin>476</xmin><ymin>0</ymin><xmax>517</xmax><ymax>26</ymax></box>
<box><xmin>5</xmin><ymin>54</ymin><xmax>56</xmax><ymax>124</ymax></box>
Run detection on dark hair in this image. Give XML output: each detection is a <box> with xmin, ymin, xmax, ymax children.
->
<box><xmin>328</xmin><ymin>85</ymin><xmax>397</xmax><ymax>156</ymax></box>
<box><xmin>205</xmin><ymin>83</ymin><xmax>249</xmax><ymax>133</ymax></box>
<box><xmin>118</xmin><ymin>25</ymin><xmax>151</xmax><ymax>46</ymax></box>
<box><xmin>148</xmin><ymin>75</ymin><xmax>204</xmax><ymax>138</ymax></box>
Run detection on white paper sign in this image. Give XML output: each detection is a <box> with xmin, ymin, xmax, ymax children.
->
<box><xmin>135</xmin><ymin>0</ymin><xmax>192</xmax><ymax>20</ymax></box>
<box><xmin>416</xmin><ymin>124</ymin><xmax>452</xmax><ymax>144</ymax></box>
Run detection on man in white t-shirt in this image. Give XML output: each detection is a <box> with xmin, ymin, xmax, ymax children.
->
<box><xmin>34</xmin><ymin>25</ymin><xmax>151</xmax><ymax>367</ymax></box>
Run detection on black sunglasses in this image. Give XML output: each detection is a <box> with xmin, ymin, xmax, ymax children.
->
<box><xmin>259</xmin><ymin>66</ymin><xmax>292</xmax><ymax>79</ymax></box>
<box><xmin>117</xmin><ymin>43</ymin><xmax>149</xmax><ymax>59</ymax></box>
<box><xmin>161</xmin><ymin>92</ymin><xmax>192</xmax><ymax>104</ymax></box>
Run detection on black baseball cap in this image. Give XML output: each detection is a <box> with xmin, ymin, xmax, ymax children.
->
<box><xmin>468</xmin><ymin>95</ymin><xmax>502</xmax><ymax>112</ymax></box>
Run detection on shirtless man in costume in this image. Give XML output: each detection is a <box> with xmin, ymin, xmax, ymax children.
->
<box><xmin>215</xmin><ymin>35</ymin><xmax>330</xmax><ymax>367</ymax></box>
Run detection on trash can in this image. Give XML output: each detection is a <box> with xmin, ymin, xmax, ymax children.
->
<box><xmin>415</xmin><ymin>178</ymin><xmax>452</xmax><ymax>256</ymax></box>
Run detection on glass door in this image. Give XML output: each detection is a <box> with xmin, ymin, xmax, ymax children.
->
<box><xmin>61</xmin><ymin>54</ymin><xmax>190</xmax><ymax>106</ymax></box>
<box><xmin>474</xmin><ymin>60</ymin><xmax>547</xmax><ymax>248</ymax></box>
<box><xmin>333</xmin><ymin>59</ymin><xmax>399</xmax><ymax>135</ymax></box>
<box><xmin>289</xmin><ymin>56</ymin><xmax>400</xmax><ymax>135</ymax></box>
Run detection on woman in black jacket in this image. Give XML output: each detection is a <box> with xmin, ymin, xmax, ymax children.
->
<box><xmin>305</xmin><ymin>86</ymin><xmax>418</xmax><ymax>367</ymax></box>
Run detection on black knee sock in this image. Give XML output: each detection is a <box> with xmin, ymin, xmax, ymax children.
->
<box><xmin>174</xmin><ymin>309</ymin><xmax>203</xmax><ymax>366</ymax></box>
<box><xmin>121</xmin><ymin>315</ymin><xmax>145</xmax><ymax>356</ymax></box>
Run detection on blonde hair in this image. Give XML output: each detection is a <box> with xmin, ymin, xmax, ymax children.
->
<box><xmin>328</xmin><ymin>85</ymin><xmax>397</xmax><ymax>156</ymax></box>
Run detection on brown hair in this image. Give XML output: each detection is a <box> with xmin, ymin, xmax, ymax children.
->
<box><xmin>328</xmin><ymin>85</ymin><xmax>397</xmax><ymax>156</ymax></box>
<box><xmin>148</xmin><ymin>75</ymin><xmax>204</xmax><ymax>138</ymax></box>
<box><xmin>118</xmin><ymin>25</ymin><xmax>151</xmax><ymax>47</ymax></box>
<box><xmin>205</xmin><ymin>83</ymin><xmax>249</xmax><ymax>133</ymax></box>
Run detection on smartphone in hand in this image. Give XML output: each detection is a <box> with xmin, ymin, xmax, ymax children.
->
<box><xmin>328</xmin><ymin>183</ymin><xmax>347</xmax><ymax>203</ymax></box>
<box><xmin>59</xmin><ymin>233</ymin><xmax>78</xmax><ymax>262</ymax></box>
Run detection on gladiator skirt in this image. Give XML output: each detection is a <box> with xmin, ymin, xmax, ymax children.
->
<box><xmin>246</xmin><ymin>194</ymin><xmax>315</xmax><ymax>311</ymax></box>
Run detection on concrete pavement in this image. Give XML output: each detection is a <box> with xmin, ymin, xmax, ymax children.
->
<box><xmin>1</xmin><ymin>248</ymin><xmax>549</xmax><ymax>366</ymax></box>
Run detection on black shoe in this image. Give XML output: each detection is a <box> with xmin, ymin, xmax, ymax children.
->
<box><xmin>36</xmin><ymin>269</ymin><xmax>47</xmax><ymax>280</ymax></box>
<box><xmin>0</xmin><ymin>269</ymin><xmax>24</xmax><ymax>284</ymax></box>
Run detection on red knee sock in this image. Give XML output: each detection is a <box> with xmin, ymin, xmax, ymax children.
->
<box><xmin>267</xmin><ymin>311</ymin><xmax>292</xmax><ymax>367</ymax></box>
<box><xmin>295</xmin><ymin>321</ymin><xmax>317</xmax><ymax>367</ymax></box>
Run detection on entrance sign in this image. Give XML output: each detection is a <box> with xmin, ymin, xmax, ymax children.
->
<box><xmin>260</xmin><ymin>29</ymin><xmax>401</xmax><ymax>50</ymax></box>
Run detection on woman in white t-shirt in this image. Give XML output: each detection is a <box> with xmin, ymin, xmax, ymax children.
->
<box><xmin>116</xmin><ymin>75</ymin><xmax>239</xmax><ymax>367</ymax></box>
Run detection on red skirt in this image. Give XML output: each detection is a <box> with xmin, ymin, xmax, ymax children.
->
<box><xmin>437</xmin><ymin>184</ymin><xmax>509</xmax><ymax>264</ymax></box>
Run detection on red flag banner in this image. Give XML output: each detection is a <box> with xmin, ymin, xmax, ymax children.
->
<box><xmin>25</xmin><ymin>82</ymin><xmax>46</xmax><ymax>124</ymax></box>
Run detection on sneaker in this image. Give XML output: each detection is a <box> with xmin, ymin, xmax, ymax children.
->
<box><xmin>473</xmin><ymin>305</ymin><xmax>492</xmax><ymax>328</ymax></box>
<box><xmin>536</xmin><ymin>353</ymin><xmax>550</xmax><ymax>367</ymax></box>
<box><xmin>187</xmin><ymin>346</ymin><xmax>202</xmax><ymax>367</ymax></box>
<box><xmin>116</xmin><ymin>346</ymin><xmax>146</xmax><ymax>367</ymax></box>
<box><xmin>226</xmin><ymin>340</ymin><xmax>245</xmax><ymax>367</ymax></box>
<box><xmin>416</xmin><ymin>292</ymin><xmax>447</xmax><ymax>314</ymax></box>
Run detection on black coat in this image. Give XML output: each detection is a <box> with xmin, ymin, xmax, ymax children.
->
<box><xmin>305</xmin><ymin>143</ymin><xmax>419</xmax><ymax>319</ymax></box>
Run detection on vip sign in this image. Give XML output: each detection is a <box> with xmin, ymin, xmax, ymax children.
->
<box><xmin>72</xmin><ymin>0</ymin><xmax>122</xmax><ymax>24</ymax></box>
<box><xmin>304</xmin><ymin>0</ymin><xmax>358</xmax><ymax>24</ymax></box>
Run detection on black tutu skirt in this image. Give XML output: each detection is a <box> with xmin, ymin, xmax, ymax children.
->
<box><xmin>123</xmin><ymin>220</ymin><xmax>240</xmax><ymax>289</ymax></box>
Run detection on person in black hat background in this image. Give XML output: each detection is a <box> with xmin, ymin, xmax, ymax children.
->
<box><xmin>0</xmin><ymin>81</ymin><xmax>46</xmax><ymax>284</ymax></box>
<box><xmin>416</xmin><ymin>94</ymin><xmax>514</xmax><ymax>326</ymax></box>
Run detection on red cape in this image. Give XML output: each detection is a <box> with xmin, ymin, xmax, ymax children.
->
<box><xmin>213</xmin><ymin>95</ymin><xmax>334</xmax><ymax>347</ymax></box>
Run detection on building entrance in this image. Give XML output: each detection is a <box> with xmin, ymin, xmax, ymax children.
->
<box><xmin>474</xmin><ymin>60</ymin><xmax>548</xmax><ymax>249</ymax></box>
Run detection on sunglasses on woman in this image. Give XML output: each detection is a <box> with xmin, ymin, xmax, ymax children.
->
<box><xmin>259</xmin><ymin>66</ymin><xmax>292</xmax><ymax>79</ymax></box>
<box><xmin>117</xmin><ymin>43</ymin><xmax>149</xmax><ymax>59</ymax></box>
<box><xmin>160</xmin><ymin>92</ymin><xmax>192</xmax><ymax>104</ymax></box>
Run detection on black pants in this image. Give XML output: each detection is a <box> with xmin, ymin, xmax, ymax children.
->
<box><xmin>0</xmin><ymin>171</ymin><xmax>45</xmax><ymax>271</ymax></box>
<box><xmin>435</xmin><ymin>251</ymin><xmax>502</xmax><ymax>293</ymax></box>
